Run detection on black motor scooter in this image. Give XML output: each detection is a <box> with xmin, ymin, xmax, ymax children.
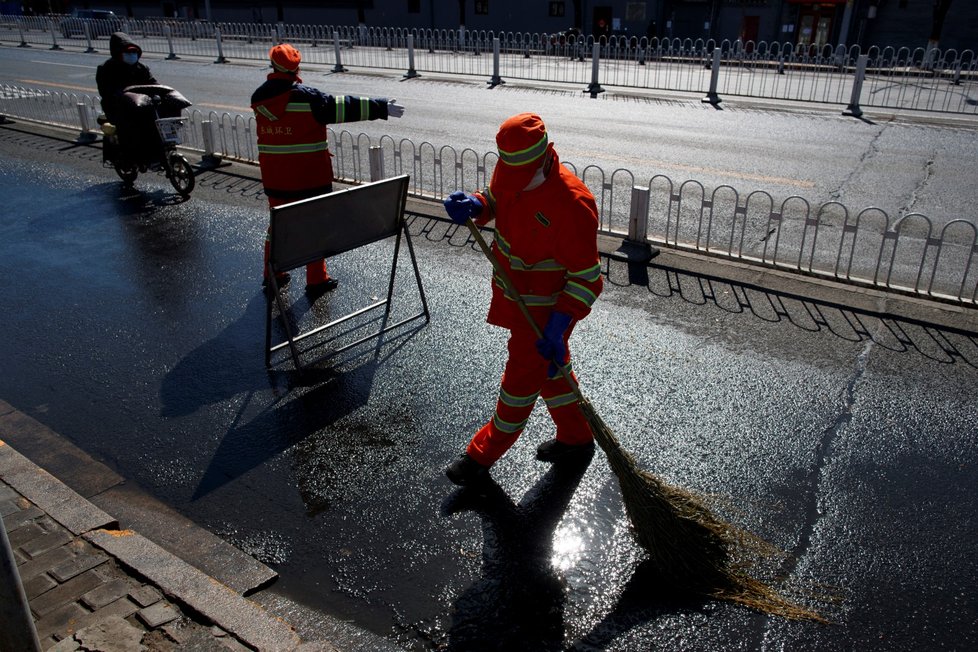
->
<box><xmin>99</xmin><ymin>86</ymin><xmax>196</xmax><ymax>197</ymax></box>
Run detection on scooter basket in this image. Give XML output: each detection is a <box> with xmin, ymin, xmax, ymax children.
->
<box><xmin>155</xmin><ymin>117</ymin><xmax>186</xmax><ymax>145</ymax></box>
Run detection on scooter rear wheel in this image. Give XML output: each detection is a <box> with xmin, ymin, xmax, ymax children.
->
<box><xmin>167</xmin><ymin>153</ymin><xmax>195</xmax><ymax>197</ymax></box>
<box><xmin>115</xmin><ymin>163</ymin><xmax>138</xmax><ymax>184</ymax></box>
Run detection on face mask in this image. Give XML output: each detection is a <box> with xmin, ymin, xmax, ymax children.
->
<box><xmin>122</xmin><ymin>52</ymin><xmax>139</xmax><ymax>65</ymax></box>
<box><xmin>523</xmin><ymin>164</ymin><xmax>547</xmax><ymax>191</ymax></box>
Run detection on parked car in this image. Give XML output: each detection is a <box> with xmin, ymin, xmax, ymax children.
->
<box><xmin>60</xmin><ymin>10</ymin><xmax>123</xmax><ymax>39</ymax></box>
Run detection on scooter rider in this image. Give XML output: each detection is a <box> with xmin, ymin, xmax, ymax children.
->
<box><xmin>96</xmin><ymin>33</ymin><xmax>159</xmax><ymax>163</ymax></box>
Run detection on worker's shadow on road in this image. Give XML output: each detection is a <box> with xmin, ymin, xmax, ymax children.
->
<box><xmin>440</xmin><ymin>456</ymin><xmax>591</xmax><ymax>652</ymax></box>
<box><xmin>440</xmin><ymin>454</ymin><xmax>710</xmax><ymax>652</ymax></box>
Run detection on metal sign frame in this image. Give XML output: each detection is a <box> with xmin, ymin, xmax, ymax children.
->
<box><xmin>263</xmin><ymin>175</ymin><xmax>429</xmax><ymax>370</ymax></box>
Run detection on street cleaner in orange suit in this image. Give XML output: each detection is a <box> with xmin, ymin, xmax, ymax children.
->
<box><xmin>252</xmin><ymin>43</ymin><xmax>404</xmax><ymax>297</ymax></box>
<box><xmin>443</xmin><ymin>113</ymin><xmax>604</xmax><ymax>486</ymax></box>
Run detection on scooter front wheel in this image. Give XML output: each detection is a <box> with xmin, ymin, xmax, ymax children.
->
<box><xmin>167</xmin><ymin>153</ymin><xmax>195</xmax><ymax>197</ymax></box>
<box><xmin>115</xmin><ymin>162</ymin><xmax>138</xmax><ymax>184</ymax></box>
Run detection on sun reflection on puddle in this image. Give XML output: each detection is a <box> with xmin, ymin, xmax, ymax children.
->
<box><xmin>552</xmin><ymin>523</ymin><xmax>586</xmax><ymax>570</ymax></box>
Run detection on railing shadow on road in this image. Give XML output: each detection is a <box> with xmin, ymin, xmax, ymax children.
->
<box><xmin>608</xmin><ymin>259</ymin><xmax>978</xmax><ymax>367</ymax></box>
<box><xmin>192</xmin><ymin>166</ymin><xmax>267</xmax><ymax>201</ymax></box>
<box><xmin>406</xmin><ymin>213</ymin><xmax>978</xmax><ymax>368</ymax></box>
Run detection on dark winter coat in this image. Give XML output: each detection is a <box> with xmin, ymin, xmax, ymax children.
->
<box><xmin>96</xmin><ymin>32</ymin><xmax>157</xmax><ymax>121</ymax></box>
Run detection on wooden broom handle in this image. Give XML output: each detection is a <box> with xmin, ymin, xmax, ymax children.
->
<box><xmin>465</xmin><ymin>219</ymin><xmax>586</xmax><ymax>402</ymax></box>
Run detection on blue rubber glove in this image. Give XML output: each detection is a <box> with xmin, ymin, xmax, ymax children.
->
<box><xmin>536</xmin><ymin>311</ymin><xmax>573</xmax><ymax>377</ymax></box>
<box><xmin>444</xmin><ymin>191</ymin><xmax>483</xmax><ymax>225</ymax></box>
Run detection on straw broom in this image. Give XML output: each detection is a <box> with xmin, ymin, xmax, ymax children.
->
<box><xmin>465</xmin><ymin>219</ymin><xmax>825</xmax><ymax>621</ymax></box>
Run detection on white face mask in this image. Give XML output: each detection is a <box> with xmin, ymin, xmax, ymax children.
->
<box><xmin>523</xmin><ymin>164</ymin><xmax>547</xmax><ymax>191</ymax></box>
<box><xmin>122</xmin><ymin>52</ymin><xmax>139</xmax><ymax>65</ymax></box>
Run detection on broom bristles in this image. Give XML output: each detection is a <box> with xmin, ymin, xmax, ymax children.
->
<box><xmin>578</xmin><ymin>398</ymin><xmax>827</xmax><ymax>622</ymax></box>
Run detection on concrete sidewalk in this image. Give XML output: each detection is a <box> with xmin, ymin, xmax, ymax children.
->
<box><xmin>0</xmin><ymin>400</ymin><xmax>333</xmax><ymax>652</ymax></box>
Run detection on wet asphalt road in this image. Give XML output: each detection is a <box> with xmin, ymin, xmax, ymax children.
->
<box><xmin>1</xmin><ymin>122</ymin><xmax>977</xmax><ymax>651</ymax></box>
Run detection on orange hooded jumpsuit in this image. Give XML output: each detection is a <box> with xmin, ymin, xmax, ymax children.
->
<box><xmin>251</xmin><ymin>44</ymin><xmax>393</xmax><ymax>285</ymax></box>
<box><xmin>465</xmin><ymin>113</ymin><xmax>604</xmax><ymax>468</ymax></box>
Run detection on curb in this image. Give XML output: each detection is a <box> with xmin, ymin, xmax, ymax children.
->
<box><xmin>0</xmin><ymin>396</ymin><xmax>344</xmax><ymax>652</ymax></box>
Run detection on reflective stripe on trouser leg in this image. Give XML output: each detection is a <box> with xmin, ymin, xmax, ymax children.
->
<box><xmin>466</xmin><ymin>326</ymin><xmax>584</xmax><ymax>466</ymax></box>
<box><xmin>541</xmin><ymin>366</ymin><xmax>593</xmax><ymax>446</ymax></box>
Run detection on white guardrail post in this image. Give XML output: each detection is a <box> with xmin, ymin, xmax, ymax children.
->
<box><xmin>200</xmin><ymin>119</ymin><xmax>223</xmax><ymax>168</ymax></box>
<box><xmin>16</xmin><ymin>19</ymin><xmax>29</xmax><ymax>47</ymax></box>
<box><xmin>214</xmin><ymin>27</ymin><xmax>227</xmax><ymax>63</ymax></box>
<box><xmin>83</xmin><ymin>22</ymin><xmax>96</xmax><ymax>53</ymax></box>
<box><xmin>584</xmin><ymin>42</ymin><xmax>605</xmax><ymax>98</ymax></box>
<box><xmin>48</xmin><ymin>18</ymin><xmax>62</xmax><ymax>51</ymax></box>
<box><xmin>843</xmin><ymin>54</ymin><xmax>869</xmax><ymax>118</ymax></box>
<box><xmin>165</xmin><ymin>25</ymin><xmax>179</xmax><ymax>60</ymax></box>
<box><xmin>488</xmin><ymin>37</ymin><xmax>504</xmax><ymax>87</ymax></box>
<box><xmin>404</xmin><ymin>33</ymin><xmax>420</xmax><ymax>79</ymax></box>
<box><xmin>369</xmin><ymin>145</ymin><xmax>385</xmax><ymax>181</ymax></box>
<box><xmin>332</xmin><ymin>31</ymin><xmax>347</xmax><ymax>72</ymax></box>
<box><xmin>609</xmin><ymin>185</ymin><xmax>655</xmax><ymax>263</ymax></box>
<box><xmin>702</xmin><ymin>47</ymin><xmax>722</xmax><ymax>105</ymax></box>
<box><xmin>76</xmin><ymin>103</ymin><xmax>97</xmax><ymax>143</ymax></box>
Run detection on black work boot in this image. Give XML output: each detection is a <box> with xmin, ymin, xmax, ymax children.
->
<box><xmin>536</xmin><ymin>438</ymin><xmax>595</xmax><ymax>463</ymax></box>
<box><xmin>445</xmin><ymin>454</ymin><xmax>490</xmax><ymax>486</ymax></box>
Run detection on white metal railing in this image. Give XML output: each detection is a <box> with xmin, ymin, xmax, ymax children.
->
<box><xmin>1</xmin><ymin>17</ymin><xmax>976</xmax><ymax>115</ymax></box>
<box><xmin>1</xmin><ymin>83</ymin><xmax>975</xmax><ymax>306</ymax></box>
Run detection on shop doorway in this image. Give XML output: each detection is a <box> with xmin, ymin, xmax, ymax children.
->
<box><xmin>740</xmin><ymin>15</ymin><xmax>759</xmax><ymax>51</ymax></box>
<box><xmin>592</xmin><ymin>6</ymin><xmax>612</xmax><ymax>41</ymax></box>
<box><xmin>797</xmin><ymin>7</ymin><xmax>833</xmax><ymax>49</ymax></box>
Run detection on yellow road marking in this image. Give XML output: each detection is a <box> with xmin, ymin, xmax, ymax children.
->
<box><xmin>21</xmin><ymin>79</ymin><xmax>96</xmax><ymax>93</ymax></box>
<box><xmin>14</xmin><ymin>78</ymin><xmax>814</xmax><ymax>188</ymax></box>
<box><xmin>200</xmin><ymin>102</ymin><xmax>251</xmax><ymax>112</ymax></box>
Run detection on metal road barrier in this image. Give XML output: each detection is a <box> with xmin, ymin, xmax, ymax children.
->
<box><xmin>1</xmin><ymin>83</ymin><xmax>975</xmax><ymax>307</ymax></box>
<box><xmin>1</xmin><ymin>16</ymin><xmax>976</xmax><ymax>114</ymax></box>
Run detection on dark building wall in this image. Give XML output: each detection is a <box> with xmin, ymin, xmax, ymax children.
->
<box><xmin>18</xmin><ymin>0</ymin><xmax>977</xmax><ymax>53</ymax></box>
<box><xmin>860</xmin><ymin>1</ymin><xmax>978</xmax><ymax>52</ymax></box>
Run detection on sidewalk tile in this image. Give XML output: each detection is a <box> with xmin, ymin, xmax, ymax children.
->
<box><xmin>138</xmin><ymin>601</ymin><xmax>179</xmax><ymax>628</ymax></box>
<box><xmin>65</xmin><ymin>596</ymin><xmax>140</xmax><ymax>639</ymax></box>
<box><xmin>15</xmin><ymin>545</ymin><xmax>73</xmax><ymax>582</ymax></box>
<box><xmin>1</xmin><ymin>495</ymin><xmax>27</xmax><ymax>516</ymax></box>
<box><xmin>81</xmin><ymin>577</ymin><xmax>130</xmax><ymax>610</ymax></box>
<box><xmin>24</xmin><ymin>571</ymin><xmax>58</xmax><ymax>599</ymax></box>
<box><xmin>33</xmin><ymin>600</ymin><xmax>88</xmax><ymax>640</ymax></box>
<box><xmin>30</xmin><ymin>568</ymin><xmax>104</xmax><ymax>617</ymax></box>
<box><xmin>50</xmin><ymin>550</ymin><xmax>108</xmax><ymax>582</ymax></box>
<box><xmin>129</xmin><ymin>584</ymin><xmax>162</xmax><ymax>608</ymax></box>
<box><xmin>72</xmin><ymin>616</ymin><xmax>145</xmax><ymax>652</ymax></box>
<box><xmin>7</xmin><ymin>521</ymin><xmax>47</xmax><ymax>548</ymax></box>
<box><xmin>0</xmin><ymin>483</ymin><xmax>18</xmax><ymax>501</ymax></box>
<box><xmin>3</xmin><ymin>504</ymin><xmax>43</xmax><ymax>530</ymax></box>
<box><xmin>21</xmin><ymin>528</ymin><xmax>73</xmax><ymax>558</ymax></box>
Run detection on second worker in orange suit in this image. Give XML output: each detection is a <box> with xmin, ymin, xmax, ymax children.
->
<box><xmin>252</xmin><ymin>43</ymin><xmax>404</xmax><ymax>297</ymax></box>
<box><xmin>443</xmin><ymin>112</ymin><xmax>604</xmax><ymax>486</ymax></box>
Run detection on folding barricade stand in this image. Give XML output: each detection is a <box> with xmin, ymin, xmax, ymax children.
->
<box><xmin>264</xmin><ymin>174</ymin><xmax>429</xmax><ymax>370</ymax></box>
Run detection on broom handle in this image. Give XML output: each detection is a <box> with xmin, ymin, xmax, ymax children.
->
<box><xmin>465</xmin><ymin>219</ymin><xmax>587</xmax><ymax>404</ymax></box>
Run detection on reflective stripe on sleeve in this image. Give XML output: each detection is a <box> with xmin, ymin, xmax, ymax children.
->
<box><xmin>256</xmin><ymin>105</ymin><xmax>278</xmax><ymax>121</ymax></box>
<box><xmin>562</xmin><ymin>281</ymin><xmax>598</xmax><ymax>308</ymax></box>
<box><xmin>567</xmin><ymin>263</ymin><xmax>602</xmax><ymax>283</ymax></box>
